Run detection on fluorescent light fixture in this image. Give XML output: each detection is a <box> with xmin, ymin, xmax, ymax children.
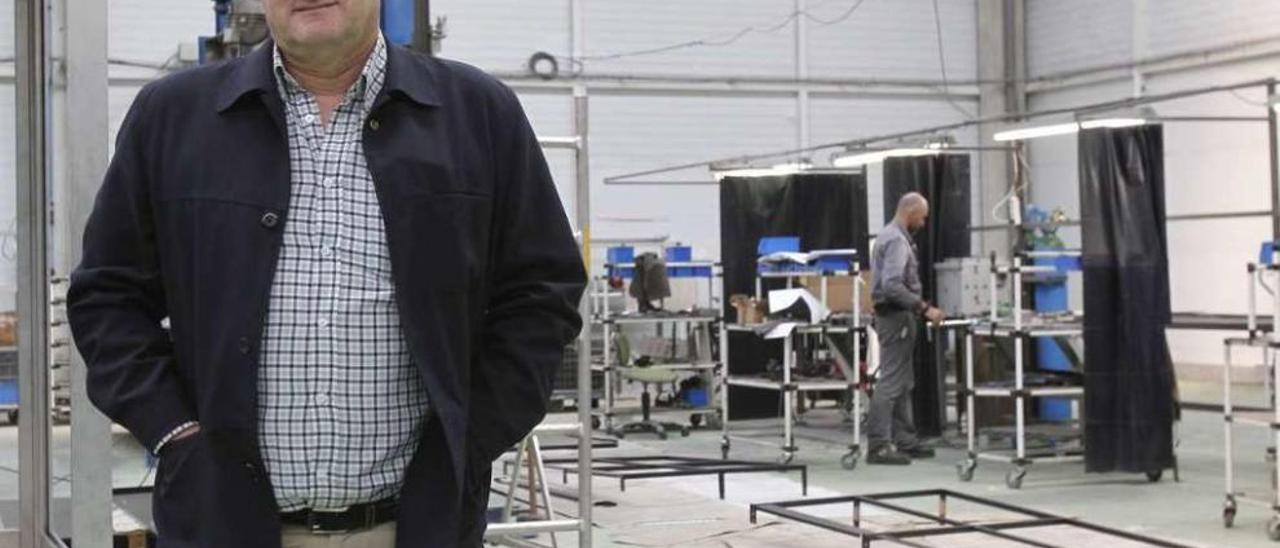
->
<box><xmin>993</xmin><ymin>122</ymin><xmax>1081</xmax><ymax>142</ymax></box>
<box><xmin>771</xmin><ymin>160</ymin><xmax>813</xmax><ymax>172</ymax></box>
<box><xmin>1080</xmin><ymin>117</ymin><xmax>1146</xmax><ymax>129</ymax></box>
<box><xmin>712</xmin><ymin>159</ymin><xmax>811</xmax><ymax>179</ymax></box>
<box><xmin>831</xmin><ymin>147</ymin><xmax>938</xmax><ymax>168</ymax></box>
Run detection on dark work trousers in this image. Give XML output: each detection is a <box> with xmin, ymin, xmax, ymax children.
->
<box><xmin>867</xmin><ymin>309</ymin><xmax>920</xmax><ymax>451</ymax></box>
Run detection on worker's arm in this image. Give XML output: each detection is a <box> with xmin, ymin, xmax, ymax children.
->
<box><xmin>66</xmin><ymin>84</ymin><xmax>196</xmax><ymax>453</ymax></box>
<box><xmin>877</xmin><ymin>238</ymin><xmax>926</xmax><ymax>313</ymax></box>
<box><xmin>468</xmin><ymin>82</ymin><xmax>587</xmax><ymax>463</ymax></box>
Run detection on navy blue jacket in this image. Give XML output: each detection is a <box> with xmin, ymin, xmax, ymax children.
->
<box><xmin>67</xmin><ymin>42</ymin><xmax>585</xmax><ymax>547</ymax></box>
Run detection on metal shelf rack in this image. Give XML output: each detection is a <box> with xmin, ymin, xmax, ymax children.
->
<box><xmin>592</xmin><ymin>261</ymin><xmax>724</xmax><ymax>437</ymax></box>
<box><xmin>719</xmin><ymin>263</ymin><xmax>865</xmax><ymax>469</ymax></box>
<box><xmin>1222</xmin><ymin>260</ymin><xmax>1280</xmax><ymax>538</ymax></box>
<box><xmin>956</xmin><ymin>254</ymin><xmax>1088</xmax><ymax>489</ymax></box>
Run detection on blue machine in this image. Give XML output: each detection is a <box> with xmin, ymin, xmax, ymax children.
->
<box><xmin>1025</xmin><ymin>206</ymin><xmax>1079</xmax><ymax>422</ymax></box>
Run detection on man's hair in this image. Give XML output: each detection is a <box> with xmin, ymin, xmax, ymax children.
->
<box><xmin>896</xmin><ymin>192</ymin><xmax>928</xmax><ymax>215</ymax></box>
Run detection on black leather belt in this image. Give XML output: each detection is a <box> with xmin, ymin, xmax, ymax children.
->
<box><xmin>280</xmin><ymin>498</ymin><xmax>398</xmax><ymax>534</ymax></box>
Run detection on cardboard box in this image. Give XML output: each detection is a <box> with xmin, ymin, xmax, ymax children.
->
<box><xmin>799</xmin><ymin>274</ymin><xmax>873</xmax><ymax>314</ymax></box>
<box><xmin>729</xmin><ymin>294</ymin><xmax>767</xmax><ymax>325</ymax></box>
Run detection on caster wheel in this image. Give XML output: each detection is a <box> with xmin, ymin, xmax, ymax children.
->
<box><xmin>957</xmin><ymin>460</ymin><xmax>976</xmax><ymax>482</ymax></box>
<box><xmin>590</xmin><ymin>416</ymin><xmax>601</xmax><ymax>430</ymax></box>
<box><xmin>1146</xmin><ymin>470</ymin><xmax>1163</xmax><ymax>483</ymax></box>
<box><xmin>1224</xmin><ymin>507</ymin><xmax>1237</xmax><ymax>528</ymax></box>
<box><xmin>6</xmin><ymin>411</ymin><xmax>15</xmax><ymax>425</ymax></box>
<box><xmin>680</xmin><ymin>427</ymin><xmax>691</xmax><ymax>437</ymax></box>
<box><xmin>657</xmin><ymin>432</ymin><xmax>668</xmax><ymax>440</ymax></box>
<box><xmin>841</xmin><ymin>452</ymin><xmax>860</xmax><ymax>470</ymax></box>
<box><xmin>1005</xmin><ymin>467</ymin><xmax>1026</xmax><ymax>489</ymax></box>
<box><xmin>690</xmin><ymin>414</ymin><xmax>703</xmax><ymax>428</ymax></box>
<box><xmin>778</xmin><ymin>453</ymin><xmax>795</xmax><ymax>465</ymax></box>
<box><xmin>615</xmin><ymin>432</ymin><xmax>626</xmax><ymax>440</ymax></box>
<box><xmin>720</xmin><ymin>439</ymin><xmax>731</xmax><ymax>460</ymax></box>
<box><xmin>1268</xmin><ymin>515</ymin><xmax>1280</xmax><ymax>541</ymax></box>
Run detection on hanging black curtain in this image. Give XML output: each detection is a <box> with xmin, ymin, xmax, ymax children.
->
<box><xmin>720</xmin><ymin>173</ymin><xmax>869</xmax><ymax>418</ymax></box>
<box><xmin>1079</xmin><ymin>124</ymin><xmax>1175</xmax><ymax>474</ymax></box>
<box><xmin>882</xmin><ymin>154</ymin><xmax>971</xmax><ymax>437</ymax></box>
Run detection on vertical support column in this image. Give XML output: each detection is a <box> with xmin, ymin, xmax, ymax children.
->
<box><xmin>64</xmin><ymin>0</ymin><xmax>113</xmax><ymax>544</ymax></box>
<box><xmin>570</xmin><ymin>1</ymin><xmax>591</xmax><ymax>539</ymax></box>
<box><xmin>16</xmin><ymin>0</ymin><xmax>53</xmax><ymax>546</ymax></box>
<box><xmin>851</xmin><ymin>262</ymin><xmax>861</xmax><ymax>453</ymax></box>
<box><xmin>976</xmin><ymin>0</ymin><xmax>1025</xmax><ymax>258</ymax></box>
<box><xmin>794</xmin><ymin>0</ymin><xmax>810</xmax><ymax>153</ymax></box>
<box><xmin>1224</xmin><ymin>343</ymin><xmax>1234</xmax><ymax>501</ymax></box>
<box><xmin>1267</xmin><ymin>81</ymin><xmax>1279</xmax><ymax>242</ymax></box>
<box><xmin>573</xmin><ymin>82</ymin><xmax>591</xmax><ymax>548</ymax></box>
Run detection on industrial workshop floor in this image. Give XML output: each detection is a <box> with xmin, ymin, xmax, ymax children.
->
<box><xmin>526</xmin><ymin>400</ymin><xmax>1276</xmax><ymax>548</ymax></box>
<box><xmin>0</xmin><ymin>385</ymin><xmax>1273</xmax><ymax>546</ymax></box>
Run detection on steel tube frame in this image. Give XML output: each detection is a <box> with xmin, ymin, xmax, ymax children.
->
<box><xmin>749</xmin><ymin>489</ymin><xmax>1193</xmax><ymax>548</ymax></box>
<box><xmin>16</xmin><ymin>0</ymin><xmax>61</xmax><ymax>546</ymax></box>
<box><xmin>542</xmin><ymin>456</ymin><xmax>807</xmax><ymax>500</ymax></box>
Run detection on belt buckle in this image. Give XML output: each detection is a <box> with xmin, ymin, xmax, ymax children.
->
<box><xmin>308</xmin><ymin>506</ymin><xmax>352</xmax><ymax>535</ymax></box>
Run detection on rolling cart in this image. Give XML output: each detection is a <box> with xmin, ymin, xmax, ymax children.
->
<box><xmin>956</xmin><ymin>254</ymin><xmax>1087</xmax><ymax>489</ymax></box>
<box><xmin>720</xmin><ymin>259</ymin><xmax>865</xmax><ymax>469</ymax></box>
<box><xmin>593</xmin><ymin>250</ymin><xmax>723</xmax><ymax>437</ymax></box>
<box><xmin>1222</xmin><ymin>258</ymin><xmax>1280</xmax><ymax>539</ymax></box>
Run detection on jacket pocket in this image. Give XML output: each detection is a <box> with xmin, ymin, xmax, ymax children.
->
<box><xmin>153</xmin><ymin>432</ymin><xmax>205</xmax><ymax>545</ymax></box>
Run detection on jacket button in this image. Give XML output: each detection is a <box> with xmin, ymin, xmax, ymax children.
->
<box><xmin>237</xmin><ymin>337</ymin><xmax>251</xmax><ymax>355</ymax></box>
<box><xmin>368</xmin><ymin>119</ymin><xmax>380</xmax><ymax>131</ymax></box>
<box><xmin>260</xmin><ymin>212</ymin><xmax>280</xmax><ymax>229</ymax></box>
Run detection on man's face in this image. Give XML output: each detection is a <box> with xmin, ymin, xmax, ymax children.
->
<box><xmin>909</xmin><ymin>205</ymin><xmax>930</xmax><ymax>232</ymax></box>
<box><xmin>264</xmin><ymin>0</ymin><xmax>380</xmax><ymax>52</ymax></box>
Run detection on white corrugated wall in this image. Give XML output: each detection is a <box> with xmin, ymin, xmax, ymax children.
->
<box><xmin>1025</xmin><ymin>0</ymin><xmax>1280</xmax><ymax>373</ymax></box>
<box><xmin>0</xmin><ymin>0</ymin><xmax>982</xmax><ymax>307</ymax></box>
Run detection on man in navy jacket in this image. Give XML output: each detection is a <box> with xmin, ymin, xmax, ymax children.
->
<box><xmin>67</xmin><ymin>1</ymin><xmax>585</xmax><ymax>545</ymax></box>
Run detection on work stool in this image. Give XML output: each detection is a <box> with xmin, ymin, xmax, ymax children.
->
<box><xmin>613</xmin><ymin>367</ymin><xmax>690</xmax><ymax>440</ymax></box>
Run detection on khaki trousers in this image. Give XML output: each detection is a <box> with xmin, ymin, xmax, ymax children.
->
<box><xmin>281</xmin><ymin>522</ymin><xmax>396</xmax><ymax>548</ymax></box>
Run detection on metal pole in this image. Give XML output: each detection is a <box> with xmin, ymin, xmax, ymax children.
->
<box><xmin>1012</xmin><ymin>258</ymin><xmax>1025</xmax><ymax>464</ymax></box>
<box><xmin>1269</xmin><ymin>81</ymin><xmax>1279</xmax><ymax>241</ymax></box>
<box><xmin>572</xmin><ymin>80</ymin><xmax>593</xmax><ymax>547</ymax></box>
<box><xmin>63</xmin><ymin>0</ymin><xmax>113</xmax><ymax>544</ymax></box>
<box><xmin>411</xmin><ymin>0</ymin><xmax>432</xmax><ymax>54</ymax></box>
<box><xmin>16</xmin><ymin>0</ymin><xmax>55</xmax><ymax>546</ymax></box>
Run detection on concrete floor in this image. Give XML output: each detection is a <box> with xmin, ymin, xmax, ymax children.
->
<box><xmin>0</xmin><ymin>378</ymin><xmax>1274</xmax><ymax>546</ymax></box>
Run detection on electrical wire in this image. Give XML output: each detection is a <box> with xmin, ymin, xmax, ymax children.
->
<box><xmin>1229</xmin><ymin>88</ymin><xmax>1270</xmax><ymax>108</ymax></box>
<box><xmin>931</xmin><ymin>0</ymin><xmax>976</xmax><ymax>120</ymax></box>
<box><xmin>558</xmin><ymin>0</ymin><xmax>868</xmax><ymax>72</ymax></box>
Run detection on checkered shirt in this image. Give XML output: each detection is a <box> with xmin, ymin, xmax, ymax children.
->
<box><xmin>259</xmin><ymin>35</ymin><xmax>430</xmax><ymax>511</ymax></box>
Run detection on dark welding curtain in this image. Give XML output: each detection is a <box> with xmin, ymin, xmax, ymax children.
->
<box><xmin>1079</xmin><ymin>124</ymin><xmax>1175</xmax><ymax>474</ymax></box>
<box><xmin>882</xmin><ymin>154</ymin><xmax>971</xmax><ymax>437</ymax></box>
<box><xmin>720</xmin><ymin>173</ymin><xmax>869</xmax><ymax>418</ymax></box>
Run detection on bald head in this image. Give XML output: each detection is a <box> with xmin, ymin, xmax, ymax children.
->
<box><xmin>894</xmin><ymin>192</ymin><xmax>930</xmax><ymax>232</ymax></box>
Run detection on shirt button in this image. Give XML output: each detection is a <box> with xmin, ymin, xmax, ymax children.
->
<box><xmin>318</xmin><ymin>318</ymin><xmax>330</xmax><ymax>329</ymax></box>
<box><xmin>303</xmin><ymin>114</ymin><xmax>315</xmax><ymax>124</ymax></box>
<box><xmin>321</xmin><ymin>246</ymin><xmax>334</xmax><ymax>258</ymax></box>
<box><xmin>322</xmin><ymin>177</ymin><xmax>336</xmax><ymax>189</ymax></box>
<box><xmin>260</xmin><ymin>212</ymin><xmax>280</xmax><ymax>229</ymax></box>
<box><xmin>237</xmin><ymin>337</ymin><xmax>251</xmax><ymax>355</ymax></box>
<box><xmin>315</xmin><ymin>393</ymin><xmax>331</xmax><ymax>406</ymax></box>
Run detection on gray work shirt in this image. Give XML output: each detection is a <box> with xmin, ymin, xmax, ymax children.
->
<box><xmin>871</xmin><ymin>221</ymin><xmax>924</xmax><ymax>311</ymax></box>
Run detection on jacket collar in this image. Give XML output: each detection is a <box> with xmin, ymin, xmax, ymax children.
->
<box><xmin>216</xmin><ymin>39</ymin><xmax>442</xmax><ymax>113</ymax></box>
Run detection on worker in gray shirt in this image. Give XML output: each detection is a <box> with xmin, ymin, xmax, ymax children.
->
<box><xmin>867</xmin><ymin>192</ymin><xmax>945</xmax><ymax>465</ymax></box>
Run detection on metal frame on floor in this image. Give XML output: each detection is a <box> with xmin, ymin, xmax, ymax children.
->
<box><xmin>749</xmin><ymin>489</ymin><xmax>1193</xmax><ymax>548</ymax></box>
<box><xmin>542</xmin><ymin>455</ymin><xmax>807</xmax><ymax>500</ymax></box>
